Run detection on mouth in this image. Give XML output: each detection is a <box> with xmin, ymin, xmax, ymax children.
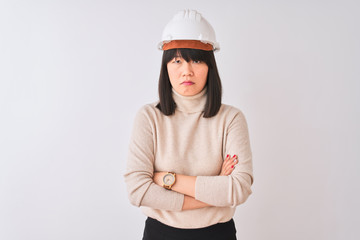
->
<box><xmin>181</xmin><ymin>81</ymin><xmax>195</xmax><ymax>86</ymax></box>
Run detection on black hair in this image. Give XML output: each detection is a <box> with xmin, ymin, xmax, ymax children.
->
<box><xmin>156</xmin><ymin>48</ymin><xmax>222</xmax><ymax>118</ymax></box>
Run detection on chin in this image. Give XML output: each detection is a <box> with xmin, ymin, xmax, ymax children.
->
<box><xmin>176</xmin><ymin>87</ymin><xmax>201</xmax><ymax>96</ymax></box>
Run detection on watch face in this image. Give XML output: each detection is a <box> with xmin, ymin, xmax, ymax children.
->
<box><xmin>163</xmin><ymin>174</ymin><xmax>175</xmax><ymax>185</ymax></box>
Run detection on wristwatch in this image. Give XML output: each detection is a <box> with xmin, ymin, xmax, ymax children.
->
<box><xmin>162</xmin><ymin>172</ymin><xmax>176</xmax><ymax>190</ymax></box>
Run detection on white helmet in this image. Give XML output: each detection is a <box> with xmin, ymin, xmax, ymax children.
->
<box><xmin>158</xmin><ymin>9</ymin><xmax>220</xmax><ymax>51</ymax></box>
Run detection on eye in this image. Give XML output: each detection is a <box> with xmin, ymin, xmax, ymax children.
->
<box><xmin>193</xmin><ymin>60</ymin><xmax>202</xmax><ymax>64</ymax></box>
<box><xmin>172</xmin><ymin>58</ymin><xmax>181</xmax><ymax>64</ymax></box>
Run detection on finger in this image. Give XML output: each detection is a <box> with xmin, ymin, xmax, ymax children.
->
<box><xmin>223</xmin><ymin>163</ymin><xmax>234</xmax><ymax>175</ymax></box>
<box><xmin>221</xmin><ymin>168</ymin><xmax>230</xmax><ymax>176</ymax></box>
<box><xmin>221</xmin><ymin>154</ymin><xmax>238</xmax><ymax>176</ymax></box>
<box><xmin>221</xmin><ymin>155</ymin><xmax>228</xmax><ymax>166</ymax></box>
<box><xmin>233</xmin><ymin>158</ymin><xmax>238</xmax><ymax>165</ymax></box>
<box><xmin>220</xmin><ymin>169</ymin><xmax>231</xmax><ymax>176</ymax></box>
<box><xmin>224</xmin><ymin>155</ymin><xmax>236</xmax><ymax>168</ymax></box>
<box><xmin>224</xmin><ymin>164</ymin><xmax>235</xmax><ymax>175</ymax></box>
<box><xmin>222</xmin><ymin>162</ymin><xmax>232</xmax><ymax>173</ymax></box>
<box><xmin>226</xmin><ymin>167</ymin><xmax>234</xmax><ymax>175</ymax></box>
<box><xmin>231</xmin><ymin>156</ymin><xmax>238</xmax><ymax>167</ymax></box>
<box><xmin>227</xmin><ymin>163</ymin><xmax>237</xmax><ymax>173</ymax></box>
<box><xmin>222</xmin><ymin>155</ymin><xmax>232</xmax><ymax>168</ymax></box>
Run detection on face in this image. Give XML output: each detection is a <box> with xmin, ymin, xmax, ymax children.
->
<box><xmin>167</xmin><ymin>55</ymin><xmax>209</xmax><ymax>96</ymax></box>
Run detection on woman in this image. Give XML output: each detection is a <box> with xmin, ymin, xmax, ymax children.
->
<box><xmin>124</xmin><ymin>10</ymin><xmax>254</xmax><ymax>240</ymax></box>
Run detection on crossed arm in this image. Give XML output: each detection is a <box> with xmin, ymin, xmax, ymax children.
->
<box><xmin>152</xmin><ymin>154</ymin><xmax>239</xmax><ymax>210</ymax></box>
<box><xmin>124</xmin><ymin>107</ymin><xmax>253</xmax><ymax>212</ymax></box>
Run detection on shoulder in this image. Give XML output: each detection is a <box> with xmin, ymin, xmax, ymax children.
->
<box><xmin>216</xmin><ymin>104</ymin><xmax>250</xmax><ymax>132</ymax></box>
<box><xmin>218</xmin><ymin>104</ymin><xmax>247</xmax><ymax>120</ymax></box>
<box><xmin>134</xmin><ymin>102</ymin><xmax>162</xmax><ymax>122</ymax></box>
<box><xmin>136</xmin><ymin>102</ymin><xmax>158</xmax><ymax>114</ymax></box>
<box><xmin>220</xmin><ymin>104</ymin><xmax>248</xmax><ymax>136</ymax></box>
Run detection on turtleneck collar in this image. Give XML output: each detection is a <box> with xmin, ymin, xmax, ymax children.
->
<box><xmin>172</xmin><ymin>87</ymin><xmax>207</xmax><ymax>113</ymax></box>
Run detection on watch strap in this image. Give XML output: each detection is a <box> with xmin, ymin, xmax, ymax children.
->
<box><xmin>163</xmin><ymin>172</ymin><xmax>176</xmax><ymax>190</ymax></box>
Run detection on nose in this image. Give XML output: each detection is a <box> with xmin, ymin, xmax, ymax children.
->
<box><xmin>182</xmin><ymin>61</ymin><xmax>194</xmax><ymax>77</ymax></box>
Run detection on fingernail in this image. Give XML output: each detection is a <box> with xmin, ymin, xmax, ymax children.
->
<box><xmin>232</xmin><ymin>155</ymin><xmax>237</xmax><ymax>158</ymax></box>
<box><xmin>226</xmin><ymin>154</ymin><xmax>229</xmax><ymax>158</ymax></box>
<box><xmin>231</xmin><ymin>165</ymin><xmax>234</xmax><ymax>168</ymax></box>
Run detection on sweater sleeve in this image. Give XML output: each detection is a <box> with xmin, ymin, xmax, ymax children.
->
<box><xmin>124</xmin><ymin>106</ymin><xmax>184</xmax><ymax>211</ymax></box>
<box><xmin>195</xmin><ymin>110</ymin><xmax>254</xmax><ymax>207</ymax></box>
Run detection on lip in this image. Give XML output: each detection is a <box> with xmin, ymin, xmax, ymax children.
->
<box><xmin>181</xmin><ymin>81</ymin><xmax>194</xmax><ymax>86</ymax></box>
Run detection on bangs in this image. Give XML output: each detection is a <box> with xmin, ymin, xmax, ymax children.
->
<box><xmin>163</xmin><ymin>48</ymin><xmax>212</xmax><ymax>67</ymax></box>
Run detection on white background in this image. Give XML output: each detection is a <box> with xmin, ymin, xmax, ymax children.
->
<box><xmin>1</xmin><ymin>0</ymin><xmax>359</xmax><ymax>239</ymax></box>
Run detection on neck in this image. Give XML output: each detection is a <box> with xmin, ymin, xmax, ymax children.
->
<box><xmin>172</xmin><ymin>88</ymin><xmax>207</xmax><ymax>113</ymax></box>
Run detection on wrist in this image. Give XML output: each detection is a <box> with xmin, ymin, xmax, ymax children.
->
<box><xmin>162</xmin><ymin>172</ymin><xmax>176</xmax><ymax>190</ymax></box>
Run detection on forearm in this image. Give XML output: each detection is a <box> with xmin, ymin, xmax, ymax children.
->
<box><xmin>182</xmin><ymin>195</ymin><xmax>210</xmax><ymax>210</ymax></box>
<box><xmin>196</xmin><ymin>173</ymin><xmax>253</xmax><ymax>207</ymax></box>
<box><xmin>153</xmin><ymin>172</ymin><xmax>196</xmax><ymax>197</ymax></box>
<box><xmin>153</xmin><ymin>172</ymin><xmax>210</xmax><ymax>210</ymax></box>
<box><xmin>152</xmin><ymin>155</ymin><xmax>238</xmax><ymax>200</ymax></box>
<box><xmin>124</xmin><ymin>170</ymin><xmax>185</xmax><ymax>211</ymax></box>
<box><xmin>153</xmin><ymin>170</ymin><xmax>252</xmax><ymax>208</ymax></box>
<box><xmin>172</xmin><ymin>174</ymin><xmax>196</xmax><ymax>197</ymax></box>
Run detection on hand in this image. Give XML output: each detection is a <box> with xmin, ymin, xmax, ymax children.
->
<box><xmin>219</xmin><ymin>154</ymin><xmax>238</xmax><ymax>176</ymax></box>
